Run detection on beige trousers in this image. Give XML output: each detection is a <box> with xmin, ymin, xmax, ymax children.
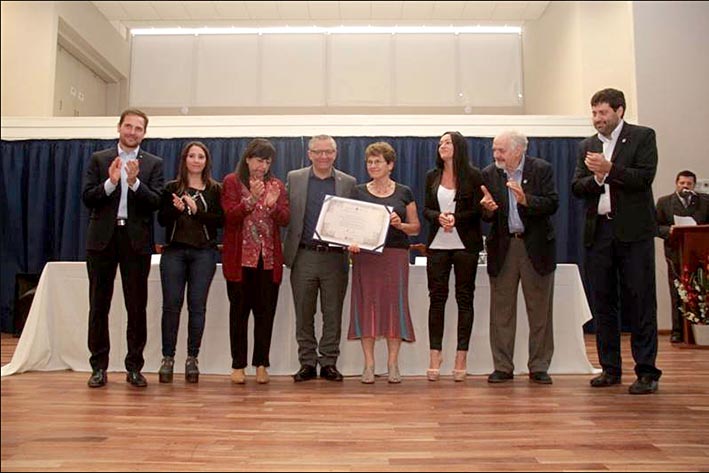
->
<box><xmin>489</xmin><ymin>239</ymin><xmax>554</xmax><ymax>373</ymax></box>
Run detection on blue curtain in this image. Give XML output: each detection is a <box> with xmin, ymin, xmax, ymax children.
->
<box><xmin>0</xmin><ymin>135</ymin><xmax>585</xmax><ymax>332</ymax></box>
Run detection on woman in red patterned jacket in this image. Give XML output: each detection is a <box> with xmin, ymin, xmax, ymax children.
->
<box><xmin>221</xmin><ymin>139</ymin><xmax>290</xmax><ymax>384</ymax></box>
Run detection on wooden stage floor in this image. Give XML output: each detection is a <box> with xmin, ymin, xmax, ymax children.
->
<box><xmin>2</xmin><ymin>332</ymin><xmax>708</xmax><ymax>471</ymax></box>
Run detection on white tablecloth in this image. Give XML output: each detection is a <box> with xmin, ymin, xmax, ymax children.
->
<box><xmin>1</xmin><ymin>261</ymin><xmax>598</xmax><ymax>377</ymax></box>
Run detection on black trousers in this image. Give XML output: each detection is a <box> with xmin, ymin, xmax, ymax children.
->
<box><xmin>226</xmin><ymin>260</ymin><xmax>280</xmax><ymax>369</ymax></box>
<box><xmin>426</xmin><ymin>249</ymin><xmax>479</xmax><ymax>351</ymax></box>
<box><xmin>86</xmin><ymin>227</ymin><xmax>151</xmax><ymax>372</ymax></box>
<box><xmin>585</xmin><ymin>217</ymin><xmax>662</xmax><ymax>379</ymax></box>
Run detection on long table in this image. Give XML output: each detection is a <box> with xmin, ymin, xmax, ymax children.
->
<box><xmin>1</xmin><ymin>261</ymin><xmax>598</xmax><ymax>377</ymax></box>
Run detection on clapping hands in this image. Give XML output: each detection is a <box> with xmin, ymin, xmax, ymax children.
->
<box><xmin>171</xmin><ymin>193</ymin><xmax>186</xmax><ymax>212</ymax></box>
<box><xmin>264</xmin><ymin>182</ymin><xmax>280</xmax><ymax>208</ymax></box>
<box><xmin>250</xmin><ymin>178</ymin><xmax>265</xmax><ymax>200</ymax></box>
<box><xmin>585</xmin><ymin>151</ymin><xmax>611</xmax><ymax>180</ymax></box>
<box><xmin>505</xmin><ymin>180</ymin><xmax>527</xmax><ymax>206</ymax></box>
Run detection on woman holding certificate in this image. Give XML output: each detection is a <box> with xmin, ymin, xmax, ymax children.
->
<box><xmin>423</xmin><ymin>131</ymin><xmax>484</xmax><ymax>382</ymax></box>
<box><xmin>221</xmin><ymin>138</ymin><xmax>290</xmax><ymax>384</ymax></box>
<box><xmin>347</xmin><ymin>142</ymin><xmax>420</xmax><ymax>384</ymax></box>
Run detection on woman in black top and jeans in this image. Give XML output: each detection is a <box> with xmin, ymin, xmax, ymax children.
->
<box><xmin>157</xmin><ymin>141</ymin><xmax>223</xmax><ymax>383</ymax></box>
<box><xmin>423</xmin><ymin>131</ymin><xmax>484</xmax><ymax>382</ymax></box>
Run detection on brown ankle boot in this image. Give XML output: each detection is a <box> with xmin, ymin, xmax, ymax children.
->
<box><xmin>185</xmin><ymin>356</ymin><xmax>199</xmax><ymax>383</ymax></box>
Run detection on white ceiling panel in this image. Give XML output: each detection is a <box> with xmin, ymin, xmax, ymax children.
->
<box><xmin>339</xmin><ymin>1</ymin><xmax>371</xmax><ymax>20</ymax></box>
<box><xmin>401</xmin><ymin>1</ymin><xmax>434</xmax><ymax>20</ymax></box>
<box><xmin>277</xmin><ymin>1</ymin><xmax>309</xmax><ymax>20</ymax></box>
<box><xmin>432</xmin><ymin>1</ymin><xmax>466</xmax><ymax>20</ymax></box>
<box><xmin>212</xmin><ymin>1</ymin><xmax>250</xmax><ymax>18</ymax></box>
<box><xmin>244</xmin><ymin>1</ymin><xmax>280</xmax><ymax>19</ymax></box>
<box><xmin>92</xmin><ymin>2</ymin><xmax>130</xmax><ymax>21</ymax></box>
<box><xmin>91</xmin><ymin>1</ymin><xmax>549</xmax><ymax>28</ymax></box>
<box><xmin>491</xmin><ymin>1</ymin><xmax>529</xmax><ymax>20</ymax></box>
<box><xmin>461</xmin><ymin>1</ymin><xmax>496</xmax><ymax>19</ymax></box>
<box><xmin>120</xmin><ymin>2</ymin><xmax>160</xmax><ymax>21</ymax></box>
<box><xmin>308</xmin><ymin>2</ymin><xmax>340</xmax><ymax>20</ymax></box>
<box><xmin>182</xmin><ymin>1</ymin><xmax>221</xmax><ymax>20</ymax></box>
<box><xmin>149</xmin><ymin>2</ymin><xmax>190</xmax><ymax>20</ymax></box>
<box><xmin>371</xmin><ymin>1</ymin><xmax>404</xmax><ymax>20</ymax></box>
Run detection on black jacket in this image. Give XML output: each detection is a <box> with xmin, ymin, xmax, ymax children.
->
<box><xmin>572</xmin><ymin>122</ymin><xmax>658</xmax><ymax>247</ymax></box>
<box><xmin>157</xmin><ymin>180</ymin><xmax>223</xmax><ymax>247</ymax></box>
<box><xmin>82</xmin><ymin>147</ymin><xmax>164</xmax><ymax>254</ymax></box>
<box><xmin>423</xmin><ymin>166</ymin><xmax>484</xmax><ymax>253</ymax></box>
<box><xmin>481</xmin><ymin>156</ymin><xmax>558</xmax><ymax>277</ymax></box>
<box><xmin>656</xmin><ymin>191</ymin><xmax>709</xmax><ymax>261</ymax></box>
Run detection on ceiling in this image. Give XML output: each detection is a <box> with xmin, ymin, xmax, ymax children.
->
<box><xmin>92</xmin><ymin>1</ymin><xmax>550</xmax><ymax>29</ymax></box>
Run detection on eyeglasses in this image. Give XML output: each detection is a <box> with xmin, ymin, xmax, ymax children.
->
<box><xmin>309</xmin><ymin>149</ymin><xmax>336</xmax><ymax>156</ymax></box>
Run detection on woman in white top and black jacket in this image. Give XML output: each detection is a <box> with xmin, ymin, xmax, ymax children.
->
<box><xmin>423</xmin><ymin>131</ymin><xmax>484</xmax><ymax>382</ymax></box>
<box><xmin>157</xmin><ymin>141</ymin><xmax>223</xmax><ymax>384</ymax></box>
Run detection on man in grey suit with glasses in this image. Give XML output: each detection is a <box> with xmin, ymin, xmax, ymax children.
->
<box><xmin>283</xmin><ymin>135</ymin><xmax>356</xmax><ymax>382</ymax></box>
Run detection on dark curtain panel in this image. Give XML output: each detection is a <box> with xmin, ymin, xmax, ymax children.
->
<box><xmin>0</xmin><ymin>135</ymin><xmax>585</xmax><ymax>332</ymax></box>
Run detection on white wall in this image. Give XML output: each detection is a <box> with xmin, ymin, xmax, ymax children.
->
<box><xmin>54</xmin><ymin>1</ymin><xmax>130</xmax><ymax>80</ymax></box>
<box><xmin>632</xmin><ymin>1</ymin><xmax>709</xmax><ymax>330</ymax></box>
<box><xmin>523</xmin><ymin>1</ymin><xmax>582</xmax><ymax>115</ymax></box>
<box><xmin>129</xmin><ymin>31</ymin><xmax>524</xmax><ymax>116</ymax></box>
<box><xmin>523</xmin><ymin>1</ymin><xmax>637</xmax><ymax>121</ymax></box>
<box><xmin>0</xmin><ymin>115</ymin><xmax>594</xmax><ymax>140</ymax></box>
<box><xmin>1</xmin><ymin>2</ymin><xmax>58</xmax><ymax>116</ymax></box>
<box><xmin>54</xmin><ymin>45</ymin><xmax>108</xmax><ymax>116</ymax></box>
<box><xmin>0</xmin><ymin>1</ymin><xmax>129</xmax><ymax>117</ymax></box>
<box><xmin>577</xmin><ymin>1</ymin><xmax>637</xmax><ymax>121</ymax></box>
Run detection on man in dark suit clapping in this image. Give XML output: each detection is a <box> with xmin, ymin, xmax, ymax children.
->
<box><xmin>82</xmin><ymin>109</ymin><xmax>164</xmax><ymax>388</ymax></box>
<box><xmin>572</xmin><ymin>88</ymin><xmax>662</xmax><ymax>395</ymax></box>
<box><xmin>656</xmin><ymin>170</ymin><xmax>709</xmax><ymax>343</ymax></box>
<box><xmin>480</xmin><ymin>130</ymin><xmax>559</xmax><ymax>386</ymax></box>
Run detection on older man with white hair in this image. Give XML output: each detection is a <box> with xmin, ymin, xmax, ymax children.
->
<box><xmin>480</xmin><ymin>131</ymin><xmax>559</xmax><ymax>384</ymax></box>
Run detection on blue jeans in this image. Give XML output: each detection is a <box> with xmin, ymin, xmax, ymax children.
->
<box><xmin>160</xmin><ymin>245</ymin><xmax>218</xmax><ymax>358</ymax></box>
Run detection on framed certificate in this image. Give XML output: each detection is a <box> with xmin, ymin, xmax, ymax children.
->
<box><xmin>313</xmin><ymin>195</ymin><xmax>392</xmax><ymax>253</ymax></box>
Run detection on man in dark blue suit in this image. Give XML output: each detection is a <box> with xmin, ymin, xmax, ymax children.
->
<box><xmin>82</xmin><ymin>109</ymin><xmax>164</xmax><ymax>388</ymax></box>
<box><xmin>572</xmin><ymin>88</ymin><xmax>662</xmax><ymax>395</ymax></box>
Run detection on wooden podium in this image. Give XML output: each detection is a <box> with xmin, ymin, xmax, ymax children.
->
<box><xmin>669</xmin><ymin>225</ymin><xmax>709</xmax><ymax>347</ymax></box>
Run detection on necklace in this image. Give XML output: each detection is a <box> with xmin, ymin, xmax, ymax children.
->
<box><xmin>369</xmin><ymin>179</ymin><xmax>394</xmax><ymax>195</ymax></box>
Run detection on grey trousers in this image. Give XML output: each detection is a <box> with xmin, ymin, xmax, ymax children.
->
<box><xmin>290</xmin><ymin>249</ymin><xmax>349</xmax><ymax>368</ymax></box>
<box><xmin>489</xmin><ymin>239</ymin><xmax>554</xmax><ymax>373</ymax></box>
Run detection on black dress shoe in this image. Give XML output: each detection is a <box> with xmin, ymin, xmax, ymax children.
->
<box><xmin>629</xmin><ymin>375</ymin><xmax>658</xmax><ymax>395</ymax></box>
<box><xmin>87</xmin><ymin>369</ymin><xmax>107</xmax><ymax>388</ymax></box>
<box><xmin>590</xmin><ymin>372</ymin><xmax>621</xmax><ymax>387</ymax></box>
<box><xmin>293</xmin><ymin>365</ymin><xmax>317</xmax><ymax>382</ymax></box>
<box><xmin>487</xmin><ymin>370</ymin><xmax>514</xmax><ymax>383</ymax></box>
<box><xmin>529</xmin><ymin>371</ymin><xmax>553</xmax><ymax>384</ymax></box>
<box><xmin>670</xmin><ymin>332</ymin><xmax>683</xmax><ymax>344</ymax></box>
<box><xmin>126</xmin><ymin>371</ymin><xmax>148</xmax><ymax>388</ymax></box>
<box><xmin>320</xmin><ymin>365</ymin><xmax>344</xmax><ymax>382</ymax></box>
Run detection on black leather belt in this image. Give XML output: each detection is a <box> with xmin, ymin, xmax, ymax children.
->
<box><xmin>116</xmin><ymin>218</ymin><xmax>127</xmax><ymax>227</ymax></box>
<box><xmin>510</xmin><ymin>232</ymin><xmax>524</xmax><ymax>239</ymax></box>
<box><xmin>299</xmin><ymin>243</ymin><xmax>344</xmax><ymax>253</ymax></box>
